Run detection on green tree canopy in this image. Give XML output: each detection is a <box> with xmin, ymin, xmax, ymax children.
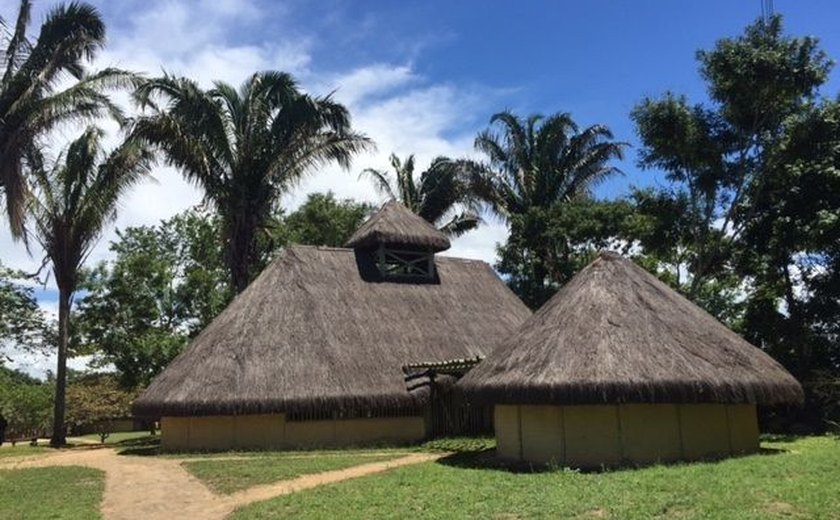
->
<box><xmin>362</xmin><ymin>154</ymin><xmax>481</xmax><ymax>236</ymax></box>
<box><xmin>497</xmin><ymin>199</ymin><xmax>636</xmax><ymax>309</ymax></box>
<box><xmin>131</xmin><ymin>72</ymin><xmax>373</xmax><ymax>293</ymax></box>
<box><xmin>0</xmin><ymin>0</ymin><xmax>136</xmax><ymax>238</ymax></box>
<box><xmin>65</xmin><ymin>372</ymin><xmax>136</xmax><ymax>442</ymax></box>
<box><xmin>470</xmin><ymin>111</ymin><xmax>627</xmax><ymax>220</ymax></box>
<box><xmin>630</xmin><ymin>15</ymin><xmax>839</xmax><ymax>389</ymax></box>
<box><xmin>0</xmin><ymin>262</ymin><xmax>46</xmax><ymax>362</ymax></box>
<box><xmin>471</xmin><ymin>110</ymin><xmax>627</xmax><ymax>308</ymax></box>
<box><xmin>0</xmin><ymin>365</ymin><xmax>52</xmax><ymax>441</ymax></box>
<box><xmin>274</xmin><ymin>192</ymin><xmax>373</xmax><ymax>248</ymax></box>
<box><xmin>76</xmin><ymin>207</ymin><xmax>228</xmax><ymax>389</ymax></box>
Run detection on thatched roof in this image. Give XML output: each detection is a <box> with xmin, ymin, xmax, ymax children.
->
<box><xmin>134</xmin><ymin>245</ymin><xmax>530</xmax><ymax>417</ymax></box>
<box><xmin>459</xmin><ymin>252</ymin><xmax>803</xmax><ymax>406</ymax></box>
<box><xmin>345</xmin><ymin>200</ymin><xmax>451</xmax><ymax>251</ymax></box>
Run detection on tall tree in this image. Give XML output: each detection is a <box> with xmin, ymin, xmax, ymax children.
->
<box><xmin>362</xmin><ymin>154</ymin><xmax>480</xmax><ymax>236</ymax></box>
<box><xmin>274</xmin><ymin>192</ymin><xmax>373</xmax><ymax>248</ymax></box>
<box><xmin>738</xmin><ymin>98</ymin><xmax>840</xmax><ymax>377</ymax></box>
<box><xmin>470</xmin><ymin>111</ymin><xmax>626</xmax><ymax>220</ymax></box>
<box><xmin>131</xmin><ymin>72</ymin><xmax>372</xmax><ymax>293</ymax></box>
<box><xmin>0</xmin><ymin>261</ymin><xmax>45</xmax><ymax>362</ymax></box>
<box><xmin>469</xmin><ymin>110</ymin><xmax>626</xmax><ymax>306</ymax></box>
<box><xmin>0</xmin><ymin>0</ymin><xmax>134</xmax><ymax>238</ymax></box>
<box><xmin>76</xmin><ymin>208</ymin><xmax>229</xmax><ymax>388</ymax></box>
<box><xmin>28</xmin><ymin>127</ymin><xmax>152</xmax><ymax>445</ymax></box>
<box><xmin>630</xmin><ymin>15</ymin><xmax>836</xmax><ymax>381</ymax></box>
<box><xmin>631</xmin><ymin>15</ymin><xmax>831</xmax><ymax>300</ymax></box>
<box><xmin>497</xmin><ymin>199</ymin><xmax>636</xmax><ymax>309</ymax></box>
<box><xmin>0</xmin><ymin>365</ymin><xmax>52</xmax><ymax>441</ymax></box>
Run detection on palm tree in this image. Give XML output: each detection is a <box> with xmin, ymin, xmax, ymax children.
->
<box><xmin>470</xmin><ymin>111</ymin><xmax>627</xmax><ymax>220</ymax></box>
<box><xmin>0</xmin><ymin>1</ymin><xmax>135</xmax><ymax>238</ymax></box>
<box><xmin>131</xmin><ymin>72</ymin><xmax>372</xmax><ymax>293</ymax></box>
<box><xmin>29</xmin><ymin>127</ymin><xmax>152</xmax><ymax>446</ymax></box>
<box><xmin>362</xmin><ymin>153</ymin><xmax>481</xmax><ymax>236</ymax></box>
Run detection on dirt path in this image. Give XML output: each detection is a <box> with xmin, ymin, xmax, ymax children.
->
<box><xmin>1</xmin><ymin>448</ymin><xmax>444</xmax><ymax>520</ymax></box>
<box><xmin>225</xmin><ymin>453</ymin><xmax>443</xmax><ymax>507</ymax></box>
<box><xmin>166</xmin><ymin>450</ymin><xmax>415</xmax><ymax>463</ymax></box>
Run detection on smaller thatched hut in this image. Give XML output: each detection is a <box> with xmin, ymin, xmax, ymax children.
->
<box><xmin>459</xmin><ymin>252</ymin><xmax>803</xmax><ymax>468</ymax></box>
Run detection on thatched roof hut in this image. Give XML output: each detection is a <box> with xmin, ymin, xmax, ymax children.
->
<box><xmin>346</xmin><ymin>199</ymin><xmax>451</xmax><ymax>251</ymax></box>
<box><xmin>460</xmin><ymin>251</ymin><xmax>802</xmax><ymax>405</ymax></box>
<box><xmin>134</xmin><ymin>201</ymin><xmax>530</xmax><ymax>450</ymax></box>
<box><xmin>459</xmin><ymin>252</ymin><xmax>802</xmax><ymax>466</ymax></box>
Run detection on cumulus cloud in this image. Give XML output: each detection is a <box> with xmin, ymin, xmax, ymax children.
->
<box><xmin>1</xmin><ymin>0</ymin><xmax>512</xmax><ymax>376</ymax></box>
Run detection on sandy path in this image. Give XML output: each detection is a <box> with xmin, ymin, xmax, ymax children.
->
<box><xmin>1</xmin><ymin>448</ymin><xmax>443</xmax><ymax>520</ymax></box>
<box><xmin>225</xmin><ymin>452</ymin><xmax>443</xmax><ymax>507</ymax></box>
<box><xmin>167</xmin><ymin>450</ymin><xmax>414</xmax><ymax>463</ymax></box>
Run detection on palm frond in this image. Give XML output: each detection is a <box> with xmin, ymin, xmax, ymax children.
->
<box><xmin>438</xmin><ymin>211</ymin><xmax>482</xmax><ymax>237</ymax></box>
<box><xmin>360</xmin><ymin>167</ymin><xmax>396</xmax><ymax>200</ymax></box>
<box><xmin>472</xmin><ymin>111</ymin><xmax>626</xmax><ymax>220</ymax></box>
<box><xmin>132</xmin><ymin>70</ymin><xmax>372</xmax><ymax>292</ymax></box>
<box><xmin>2</xmin><ymin>0</ymin><xmax>32</xmax><ymax>86</ymax></box>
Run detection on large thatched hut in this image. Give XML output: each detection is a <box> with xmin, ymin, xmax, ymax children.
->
<box><xmin>134</xmin><ymin>201</ymin><xmax>531</xmax><ymax>450</ymax></box>
<box><xmin>459</xmin><ymin>252</ymin><xmax>803</xmax><ymax>467</ymax></box>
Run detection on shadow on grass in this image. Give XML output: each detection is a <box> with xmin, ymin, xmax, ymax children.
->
<box><xmin>115</xmin><ymin>436</ymin><xmax>162</xmax><ymax>456</ymax></box>
<box><xmin>760</xmin><ymin>433</ymin><xmax>801</xmax><ymax>443</ymax></box>
<box><xmin>436</xmin><ymin>446</ymin><xmax>788</xmax><ymax>475</ymax></box>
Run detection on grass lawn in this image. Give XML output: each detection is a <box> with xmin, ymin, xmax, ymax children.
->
<box><xmin>0</xmin><ymin>466</ymin><xmax>104</xmax><ymax>520</ymax></box>
<box><xmin>232</xmin><ymin>436</ymin><xmax>840</xmax><ymax>519</ymax></box>
<box><xmin>0</xmin><ymin>445</ymin><xmax>50</xmax><ymax>459</ymax></box>
<box><xmin>183</xmin><ymin>453</ymin><xmax>401</xmax><ymax>494</ymax></box>
<box><xmin>74</xmin><ymin>431</ymin><xmax>157</xmax><ymax>445</ymax></box>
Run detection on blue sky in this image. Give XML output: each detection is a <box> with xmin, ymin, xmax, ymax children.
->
<box><xmin>97</xmin><ymin>0</ymin><xmax>840</xmax><ymax>199</ymax></box>
<box><xmin>3</xmin><ymin>0</ymin><xmax>840</xmax><ymax>375</ymax></box>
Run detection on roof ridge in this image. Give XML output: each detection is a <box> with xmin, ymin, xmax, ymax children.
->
<box><xmin>345</xmin><ymin>200</ymin><xmax>451</xmax><ymax>252</ymax></box>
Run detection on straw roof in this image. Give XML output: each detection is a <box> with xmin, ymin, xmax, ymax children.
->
<box><xmin>134</xmin><ymin>245</ymin><xmax>530</xmax><ymax>417</ymax></box>
<box><xmin>345</xmin><ymin>200</ymin><xmax>451</xmax><ymax>251</ymax></box>
<box><xmin>459</xmin><ymin>252</ymin><xmax>803</xmax><ymax>406</ymax></box>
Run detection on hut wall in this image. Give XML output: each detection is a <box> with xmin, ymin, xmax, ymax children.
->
<box><xmin>726</xmin><ymin>404</ymin><xmax>761</xmax><ymax>453</ymax></box>
<box><xmin>619</xmin><ymin>404</ymin><xmax>682</xmax><ymax>463</ymax></box>
<box><xmin>678</xmin><ymin>404</ymin><xmax>731</xmax><ymax>459</ymax></box>
<box><xmin>160</xmin><ymin>414</ymin><xmax>425</xmax><ymax>451</ymax></box>
<box><xmin>494</xmin><ymin>403</ymin><xmax>759</xmax><ymax>467</ymax></box>
<box><xmin>520</xmin><ymin>405</ymin><xmax>564</xmax><ymax>463</ymax></box>
<box><xmin>494</xmin><ymin>405</ymin><xmax>522</xmax><ymax>460</ymax></box>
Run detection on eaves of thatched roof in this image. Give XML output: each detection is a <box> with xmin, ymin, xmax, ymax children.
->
<box><xmin>345</xmin><ymin>200</ymin><xmax>451</xmax><ymax>252</ymax></box>
<box><xmin>459</xmin><ymin>252</ymin><xmax>803</xmax><ymax>406</ymax></box>
<box><xmin>133</xmin><ymin>245</ymin><xmax>530</xmax><ymax>417</ymax></box>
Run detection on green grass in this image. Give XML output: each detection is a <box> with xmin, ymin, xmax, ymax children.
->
<box><xmin>183</xmin><ymin>453</ymin><xmax>400</xmax><ymax>494</ymax></box>
<box><xmin>232</xmin><ymin>436</ymin><xmax>840</xmax><ymax>519</ymax></box>
<box><xmin>0</xmin><ymin>466</ymin><xmax>104</xmax><ymax>519</ymax></box>
<box><xmin>74</xmin><ymin>431</ymin><xmax>157</xmax><ymax>445</ymax></box>
<box><xmin>0</xmin><ymin>445</ymin><xmax>50</xmax><ymax>459</ymax></box>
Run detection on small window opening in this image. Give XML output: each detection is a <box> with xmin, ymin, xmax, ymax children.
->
<box><xmin>376</xmin><ymin>246</ymin><xmax>435</xmax><ymax>279</ymax></box>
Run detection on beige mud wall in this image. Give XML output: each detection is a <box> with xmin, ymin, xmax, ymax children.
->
<box><xmin>161</xmin><ymin>414</ymin><xmax>426</xmax><ymax>451</ymax></box>
<box><xmin>494</xmin><ymin>403</ymin><xmax>759</xmax><ymax>467</ymax></box>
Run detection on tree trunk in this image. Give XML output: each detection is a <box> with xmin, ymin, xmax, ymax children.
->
<box><xmin>230</xmin><ymin>251</ymin><xmax>251</xmax><ymax>295</ymax></box>
<box><xmin>50</xmin><ymin>285</ymin><xmax>71</xmax><ymax>446</ymax></box>
<box><xmin>227</xmin><ymin>209</ymin><xmax>258</xmax><ymax>295</ymax></box>
<box><xmin>782</xmin><ymin>263</ymin><xmax>811</xmax><ymax>378</ymax></box>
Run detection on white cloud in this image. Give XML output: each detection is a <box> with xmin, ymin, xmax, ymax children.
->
<box><xmin>1</xmin><ymin>1</ymin><xmax>513</xmax><ymax>377</ymax></box>
<box><xmin>317</xmin><ymin>64</ymin><xmax>416</xmax><ymax>106</ymax></box>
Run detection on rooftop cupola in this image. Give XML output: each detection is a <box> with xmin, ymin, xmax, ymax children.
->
<box><xmin>345</xmin><ymin>200</ymin><xmax>450</xmax><ymax>279</ymax></box>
